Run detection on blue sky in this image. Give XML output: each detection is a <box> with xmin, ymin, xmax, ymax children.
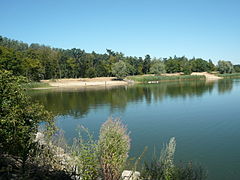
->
<box><xmin>1</xmin><ymin>0</ymin><xmax>240</xmax><ymax>64</ymax></box>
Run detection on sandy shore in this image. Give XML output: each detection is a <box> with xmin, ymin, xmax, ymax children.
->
<box><xmin>191</xmin><ymin>72</ymin><xmax>223</xmax><ymax>80</ymax></box>
<box><xmin>38</xmin><ymin>73</ymin><xmax>221</xmax><ymax>89</ymax></box>
<box><xmin>41</xmin><ymin>77</ymin><xmax>130</xmax><ymax>88</ymax></box>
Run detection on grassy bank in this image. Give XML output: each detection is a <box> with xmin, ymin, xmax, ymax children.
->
<box><xmin>218</xmin><ymin>73</ymin><xmax>240</xmax><ymax>78</ymax></box>
<box><xmin>22</xmin><ymin>82</ymin><xmax>51</xmax><ymax>89</ymax></box>
<box><xmin>127</xmin><ymin>75</ymin><xmax>206</xmax><ymax>83</ymax></box>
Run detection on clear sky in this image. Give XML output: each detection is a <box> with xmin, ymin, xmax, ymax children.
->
<box><xmin>1</xmin><ymin>0</ymin><xmax>240</xmax><ymax>64</ymax></box>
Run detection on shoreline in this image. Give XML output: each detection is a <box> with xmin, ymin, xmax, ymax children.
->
<box><xmin>32</xmin><ymin>73</ymin><xmax>222</xmax><ymax>90</ymax></box>
<box><xmin>36</xmin><ymin>77</ymin><xmax>130</xmax><ymax>90</ymax></box>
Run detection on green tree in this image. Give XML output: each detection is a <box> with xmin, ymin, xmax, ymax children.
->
<box><xmin>112</xmin><ymin>61</ymin><xmax>128</xmax><ymax>79</ymax></box>
<box><xmin>208</xmin><ymin>59</ymin><xmax>215</xmax><ymax>72</ymax></box>
<box><xmin>218</xmin><ymin>60</ymin><xmax>234</xmax><ymax>74</ymax></box>
<box><xmin>86</xmin><ymin>67</ymin><xmax>97</xmax><ymax>78</ymax></box>
<box><xmin>0</xmin><ymin>46</ymin><xmax>24</xmax><ymax>76</ymax></box>
<box><xmin>143</xmin><ymin>54</ymin><xmax>151</xmax><ymax>74</ymax></box>
<box><xmin>182</xmin><ymin>61</ymin><xmax>192</xmax><ymax>75</ymax></box>
<box><xmin>234</xmin><ymin>65</ymin><xmax>240</xmax><ymax>73</ymax></box>
<box><xmin>165</xmin><ymin>57</ymin><xmax>181</xmax><ymax>73</ymax></box>
<box><xmin>66</xmin><ymin>57</ymin><xmax>78</xmax><ymax>78</ymax></box>
<box><xmin>150</xmin><ymin>61</ymin><xmax>166</xmax><ymax>75</ymax></box>
<box><xmin>190</xmin><ymin>58</ymin><xmax>210</xmax><ymax>72</ymax></box>
<box><xmin>22</xmin><ymin>57</ymin><xmax>44</xmax><ymax>81</ymax></box>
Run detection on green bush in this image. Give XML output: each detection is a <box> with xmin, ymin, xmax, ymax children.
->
<box><xmin>0</xmin><ymin>70</ymin><xmax>55</xmax><ymax>169</ymax></box>
<box><xmin>98</xmin><ymin>118</ymin><xmax>130</xmax><ymax>180</ymax></box>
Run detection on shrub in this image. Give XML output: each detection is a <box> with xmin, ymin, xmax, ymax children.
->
<box><xmin>98</xmin><ymin>118</ymin><xmax>130</xmax><ymax>180</ymax></box>
<box><xmin>0</xmin><ymin>70</ymin><xmax>55</xmax><ymax>170</ymax></box>
<box><xmin>71</xmin><ymin>126</ymin><xmax>99</xmax><ymax>180</ymax></box>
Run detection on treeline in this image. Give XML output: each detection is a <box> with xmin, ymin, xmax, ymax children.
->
<box><xmin>0</xmin><ymin>35</ymin><xmax>239</xmax><ymax>81</ymax></box>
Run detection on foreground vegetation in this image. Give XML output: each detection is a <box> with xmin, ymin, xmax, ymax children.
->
<box><xmin>0</xmin><ymin>70</ymin><xmax>207</xmax><ymax>179</ymax></box>
<box><xmin>0</xmin><ymin>70</ymin><xmax>55</xmax><ymax>167</ymax></box>
<box><xmin>0</xmin><ymin>35</ymin><xmax>239</xmax><ymax>81</ymax></box>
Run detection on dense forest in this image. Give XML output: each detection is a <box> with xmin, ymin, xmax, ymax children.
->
<box><xmin>0</xmin><ymin>35</ymin><xmax>239</xmax><ymax>81</ymax></box>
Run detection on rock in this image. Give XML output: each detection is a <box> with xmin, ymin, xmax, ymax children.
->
<box><xmin>35</xmin><ymin>132</ymin><xmax>46</xmax><ymax>145</ymax></box>
<box><xmin>121</xmin><ymin>170</ymin><xmax>140</xmax><ymax>180</ymax></box>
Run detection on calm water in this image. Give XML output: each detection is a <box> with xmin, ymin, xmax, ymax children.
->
<box><xmin>30</xmin><ymin>79</ymin><xmax>240</xmax><ymax>180</ymax></box>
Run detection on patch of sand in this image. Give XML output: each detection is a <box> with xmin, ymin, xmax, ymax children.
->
<box><xmin>41</xmin><ymin>77</ymin><xmax>129</xmax><ymax>88</ymax></box>
<box><xmin>191</xmin><ymin>72</ymin><xmax>222</xmax><ymax>80</ymax></box>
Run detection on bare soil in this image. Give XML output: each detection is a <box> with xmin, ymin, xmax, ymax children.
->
<box><xmin>41</xmin><ymin>77</ymin><xmax>128</xmax><ymax>88</ymax></box>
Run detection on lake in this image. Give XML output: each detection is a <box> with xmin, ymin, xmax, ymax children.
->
<box><xmin>29</xmin><ymin>79</ymin><xmax>240</xmax><ymax>180</ymax></box>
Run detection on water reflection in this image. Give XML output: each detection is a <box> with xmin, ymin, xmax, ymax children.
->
<box><xmin>29</xmin><ymin>79</ymin><xmax>235</xmax><ymax>118</ymax></box>
<box><xmin>218</xmin><ymin>79</ymin><xmax>233</xmax><ymax>94</ymax></box>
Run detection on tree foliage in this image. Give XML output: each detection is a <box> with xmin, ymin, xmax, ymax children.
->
<box><xmin>234</xmin><ymin>65</ymin><xmax>240</xmax><ymax>73</ymax></box>
<box><xmin>150</xmin><ymin>60</ymin><xmax>166</xmax><ymax>75</ymax></box>
<box><xmin>0</xmin><ymin>35</ymin><xmax>237</xmax><ymax>81</ymax></box>
<box><xmin>0</xmin><ymin>70</ymin><xmax>55</xmax><ymax>162</ymax></box>
<box><xmin>217</xmin><ymin>60</ymin><xmax>234</xmax><ymax>74</ymax></box>
<box><xmin>112</xmin><ymin>61</ymin><xmax>128</xmax><ymax>79</ymax></box>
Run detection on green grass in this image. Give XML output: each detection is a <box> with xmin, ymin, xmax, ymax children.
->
<box><xmin>22</xmin><ymin>82</ymin><xmax>51</xmax><ymax>89</ymax></box>
<box><xmin>217</xmin><ymin>73</ymin><xmax>240</xmax><ymax>78</ymax></box>
<box><xmin>127</xmin><ymin>75</ymin><xmax>206</xmax><ymax>83</ymax></box>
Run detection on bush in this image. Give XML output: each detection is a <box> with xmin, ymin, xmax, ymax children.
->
<box><xmin>0</xmin><ymin>70</ymin><xmax>55</xmax><ymax>169</ymax></box>
<box><xmin>98</xmin><ymin>118</ymin><xmax>130</xmax><ymax>180</ymax></box>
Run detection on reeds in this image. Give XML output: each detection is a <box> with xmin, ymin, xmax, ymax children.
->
<box><xmin>22</xmin><ymin>82</ymin><xmax>50</xmax><ymax>89</ymax></box>
<box><xmin>98</xmin><ymin>118</ymin><xmax>130</xmax><ymax>180</ymax></box>
<box><xmin>141</xmin><ymin>137</ymin><xmax>207</xmax><ymax>180</ymax></box>
<box><xmin>127</xmin><ymin>75</ymin><xmax>206</xmax><ymax>83</ymax></box>
<box><xmin>218</xmin><ymin>73</ymin><xmax>240</xmax><ymax>78</ymax></box>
